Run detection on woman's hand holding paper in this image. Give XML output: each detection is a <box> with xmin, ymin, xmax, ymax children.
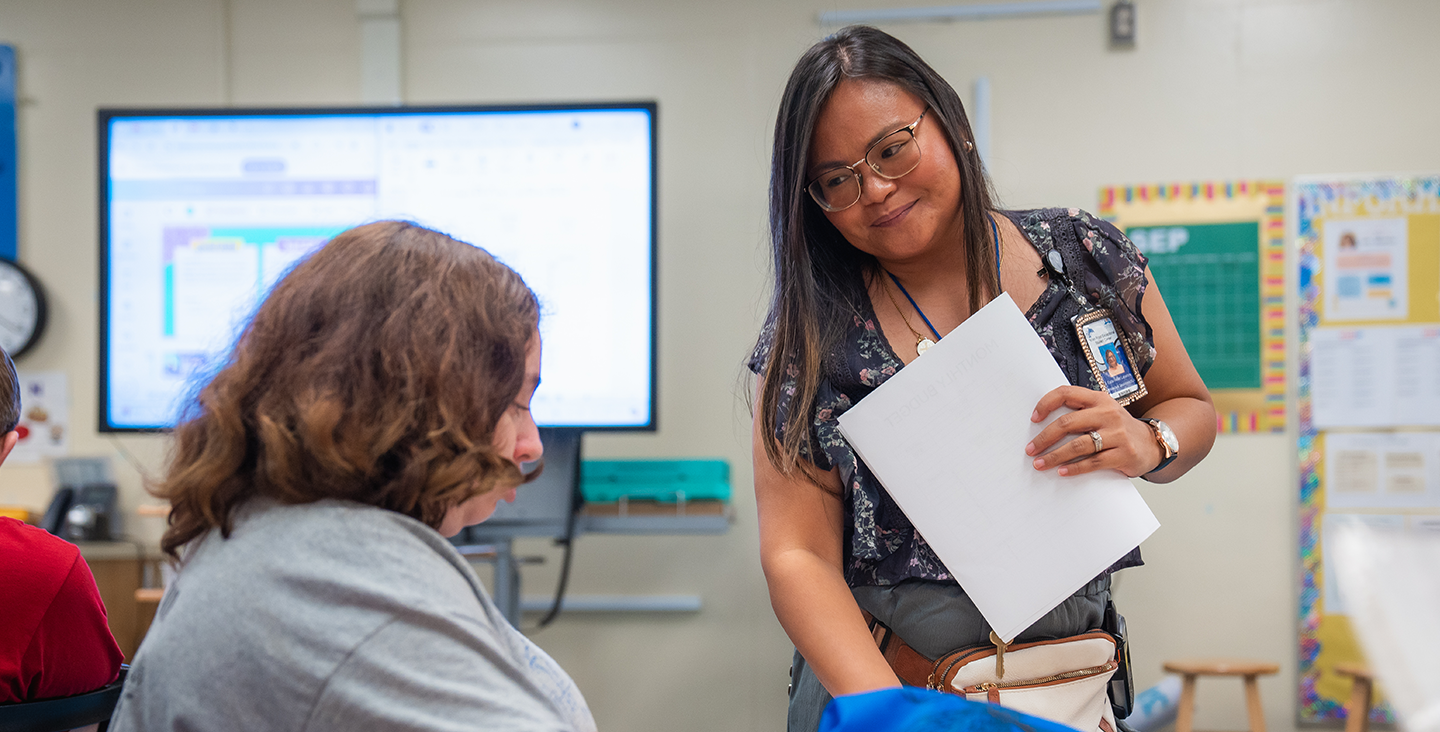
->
<box><xmin>1025</xmin><ymin>385</ymin><xmax>1163</xmax><ymax>478</ymax></box>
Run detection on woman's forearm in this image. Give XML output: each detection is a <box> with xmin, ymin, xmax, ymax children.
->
<box><xmin>763</xmin><ymin>548</ymin><xmax>902</xmax><ymax>697</ymax></box>
<box><xmin>1139</xmin><ymin>395</ymin><xmax>1216</xmax><ymax>483</ymax></box>
<box><xmin>752</xmin><ymin>400</ymin><xmax>899</xmax><ymax>698</ymax></box>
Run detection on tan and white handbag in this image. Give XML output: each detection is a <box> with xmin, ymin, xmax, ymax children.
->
<box><xmin>869</xmin><ymin>618</ymin><xmax>1119</xmax><ymax>732</ymax></box>
<box><xmin>935</xmin><ymin>631</ymin><xmax>1119</xmax><ymax>732</ymax></box>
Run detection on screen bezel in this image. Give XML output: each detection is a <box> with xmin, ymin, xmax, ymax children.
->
<box><xmin>97</xmin><ymin>101</ymin><xmax>659</xmax><ymax>434</ymax></box>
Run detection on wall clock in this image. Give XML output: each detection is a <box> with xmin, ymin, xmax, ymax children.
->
<box><xmin>0</xmin><ymin>258</ymin><xmax>46</xmax><ymax>358</ymax></box>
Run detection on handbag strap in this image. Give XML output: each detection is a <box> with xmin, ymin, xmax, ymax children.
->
<box><xmin>862</xmin><ymin>611</ymin><xmax>941</xmax><ymax>689</ymax></box>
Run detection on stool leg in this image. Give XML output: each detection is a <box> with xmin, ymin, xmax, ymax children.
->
<box><xmin>1344</xmin><ymin>677</ymin><xmax>1372</xmax><ymax>732</ymax></box>
<box><xmin>1243</xmin><ymin>674</ymin><xmax>1266</xmax><ymax>732</ymax></box>
<box><xmin>1175</xmin><ymin>674</ymin><xmax>1197</xmax><ymax>732</ymax></box>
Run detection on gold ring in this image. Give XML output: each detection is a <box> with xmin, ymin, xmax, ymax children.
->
<box><xmin>1089</xmin><ymin>430</ymin><xmax>1103</xmax><ymax>453</ymax></box>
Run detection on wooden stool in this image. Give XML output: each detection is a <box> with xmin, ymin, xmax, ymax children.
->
<box><xmin>1335</xmin><ymin>663</ymin><xmax>1375</xmax><ymax>732</ymax></box>
<box><xmin>1163</xmin><ymin>658</ymin><xmax>1280</xmax><ymax>732</ymax></box>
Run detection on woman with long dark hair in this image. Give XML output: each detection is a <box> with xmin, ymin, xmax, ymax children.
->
<box><xmin>112</xmin><ymin>221</ymin><xmax>596</xmax><ymax>732</ymax></box>
<box><xmin>751</xmin><ymin>27</ymin><xmax>1216</xmax><ymax>730</ymax></box>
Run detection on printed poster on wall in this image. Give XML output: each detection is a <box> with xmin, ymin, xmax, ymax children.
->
<box><xmin>10</xmin><ymin>370</ymin><xmax>69</xmax><ymax>464</ymax></box>
<box><xmin>1296</xmin><ymin>174</ymin><xmax>1440</xmax><ymax>726</ymax></box>
<box><xmin>1099</xmin><ymin>180</ymin><xmax>1286</xmax><ymax>434</ymax></box>
<box><xmin>1323</xmin><ymin>217</ymin><xmax>1409</xmax><ymax>321</ymax></box>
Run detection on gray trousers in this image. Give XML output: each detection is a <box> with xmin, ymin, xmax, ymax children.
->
<box><xmin>787</xmin><ymin>575</ymin><xmax>1112</xmax><ymax>732</ymax></box>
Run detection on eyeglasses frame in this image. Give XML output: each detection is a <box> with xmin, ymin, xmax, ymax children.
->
<box><xmin>805</xmin><ymin>107</ymin><xmax>930</xmax><ymax>213</ymax></box>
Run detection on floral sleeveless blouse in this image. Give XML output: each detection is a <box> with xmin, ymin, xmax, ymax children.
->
<box><xmin>751</xmin><ymin>208</ymin><xmax>1155</xmax><ymax>587</ymax></box>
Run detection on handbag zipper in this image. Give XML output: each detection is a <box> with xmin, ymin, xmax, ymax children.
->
<box><xmin>967</xmin><ymin>660</ymin><xmax>1119</xmax><ymax>701</ymax></box>
<box><xmin>974</xmin><ymin>661</ymin><xmax>1118</xmax><ymax>690</ymax></box>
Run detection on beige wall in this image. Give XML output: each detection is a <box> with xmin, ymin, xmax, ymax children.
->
<box><xmin>0</xmin><ymin>0</ymin><xmax>1436</xmax><ymax>730</ymax></box>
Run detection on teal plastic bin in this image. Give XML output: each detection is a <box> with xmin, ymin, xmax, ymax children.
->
<box><xmin>581</xmin><ymin>459</ymin><xmax>730</xmax><ymax>503</ymax></box>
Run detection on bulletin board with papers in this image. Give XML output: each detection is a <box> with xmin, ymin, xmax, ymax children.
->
<box><xmin>1296</xmin><ymin>175</ymin><xmax>1440</xmax><ymax>724</ymax></box>
<box><xmin>1099</xmin><ymin>181</ymin><xmax>1287</xmax><ymax>434</ymax></box>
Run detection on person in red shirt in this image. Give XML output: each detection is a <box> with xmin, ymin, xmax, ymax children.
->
<box><xmin>0</xmin><ymin>347</ymin><xmax>124</xmax><ymax>703</ymax></box>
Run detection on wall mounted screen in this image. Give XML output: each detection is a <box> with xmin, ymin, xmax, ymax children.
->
<box><xmin>100</xmin><ymin>104</ymin><xmax>656</xmax><ymax>431</ymax></box>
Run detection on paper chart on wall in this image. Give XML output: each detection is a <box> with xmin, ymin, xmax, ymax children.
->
<box><xmin>1324</xmin><ymin>432</ymin><xmax>1440</xmax><ymax>510</ymax></box>
<box><xmin>1310</xmin><ymin>326</ymin><xmax>1440</xmax><ymax>428</ymax></box>
<box><xmin>1323</xmin><ymin>217</ymin><xmax>1410</xmax><ymax>321</ymax></box>
<box><xmin>836</xmin><ymin>293</ymin><xmax>1159</xmax><ymax>643</ymax></box>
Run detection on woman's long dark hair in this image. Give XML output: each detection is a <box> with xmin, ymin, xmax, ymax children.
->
<box><xmin>756</xmin><ymin>25</ymin><xmax>1000</xmax><ymax>478</ymax></box>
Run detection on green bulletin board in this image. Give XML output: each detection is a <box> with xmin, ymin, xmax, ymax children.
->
<box><xmin>1126</xmin><ymin>222</ymin><xmax>1261</xmax><ymax>390</ymax></box>
<box><xmin>1100</xmin><ymin>181</ymin><xmax>1286</xmax><ymax>434</ymax></box>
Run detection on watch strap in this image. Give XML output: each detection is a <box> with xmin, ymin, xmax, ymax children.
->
<box><xmin>1140</xmin><ymin>418</ymin><xmax>1177</xmax><ymax>474</ymax></box>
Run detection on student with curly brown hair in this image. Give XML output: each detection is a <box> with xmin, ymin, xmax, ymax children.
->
<box><xmin>110</xmin><ymin>221</ymin><xmax>595</xmax><ymax>732</ymax></box>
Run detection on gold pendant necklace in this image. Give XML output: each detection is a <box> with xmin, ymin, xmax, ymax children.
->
<box><xmin>880</xmin><ymin>215</ymin><xmax>1004</xmax><ymax>358</ymax></box>
<box><xmin>882</xmin><ymin>277</ymin><xmax>935</xmax><ymax>356</ymax></box>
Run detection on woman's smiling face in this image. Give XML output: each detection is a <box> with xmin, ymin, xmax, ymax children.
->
<box><xmin>806</xmin><ymin>78</ymin><xmax>964</xmax><ymax>267</ymax></box>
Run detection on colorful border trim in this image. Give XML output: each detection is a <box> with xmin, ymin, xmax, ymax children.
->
<box><xmin>1294</xmin><ymin>176</ymin><xmax>1440</xmax><ymax>723</ymax></box>
<box><xmin>1099</xmin><ymin>181</ymin><xmax>1286</xmax><ymax>434</ymax></box>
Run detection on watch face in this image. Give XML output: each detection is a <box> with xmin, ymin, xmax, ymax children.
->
<box><xmin>0</xmin><ymin>261</ymin><xmax>42</xmax><ymax>356</ymax></box>
<box><xmin>1156</xmin><ymin>420</ymin><xmax>1179</xmax><ymax>453</ymax></box>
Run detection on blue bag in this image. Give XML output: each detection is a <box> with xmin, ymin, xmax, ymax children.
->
<box><xmin>821</xmin><ymin>687</ymin><xmax>1084</xmax><ymax>732</ymax></box>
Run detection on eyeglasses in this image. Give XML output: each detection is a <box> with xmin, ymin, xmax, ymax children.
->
<box><xmin>806</xmin><ymin>108</ymin><xmax>928</xmax><ymax>213</ymax></box>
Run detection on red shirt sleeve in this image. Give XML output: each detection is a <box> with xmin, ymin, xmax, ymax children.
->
<box><xmin>24</xmin><ymin>551</ymin><xmax>125</xmax><ymax>700</ymax></box>
<box><xmin>0</xmin><ymin>518</ymin><xmax>124</xmax><ymax>702</ymax></box>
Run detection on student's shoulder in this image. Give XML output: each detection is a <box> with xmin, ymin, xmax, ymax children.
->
<box><xmin>222</xmin><ymin>500</ymin><xmax>454</xmax><ymax>566</ymax></box>
<box><xmin>220</xmin><ymin>500</ymin><xmax>480</xmax><ymax>606</ymax></box>
<box><xmin>0</xmin><ymin>516</ymin><xmax>80</xmax><ymax>581</ymax></box>
<box><xmin>0</xmin><ymin>518</ymin><xmax>100</xmax><ymax>655</ymax></box>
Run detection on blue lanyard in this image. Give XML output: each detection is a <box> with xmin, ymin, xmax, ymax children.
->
<box><xmin>886</xmin><ymin>214</ymin><xmax>1002</xmax><ymax>342</ymax></box>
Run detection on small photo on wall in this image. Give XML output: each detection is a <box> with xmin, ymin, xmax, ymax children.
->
<box><xmin>10</xmin><ymin>370</ymin><xmax>69</xmax><ymax>464</ymax></box>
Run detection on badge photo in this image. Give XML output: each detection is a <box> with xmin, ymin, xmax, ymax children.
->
<box><xmin>1073</xmin><ymin>309</ymin><xmax>1146</xmax><ymax>406</ymax></box>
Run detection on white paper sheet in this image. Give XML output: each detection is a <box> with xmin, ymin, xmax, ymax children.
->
<box><xmin>837</xmin><ymin>293</ymin><xmax>1159</xmax><ymax>642</ymax></box>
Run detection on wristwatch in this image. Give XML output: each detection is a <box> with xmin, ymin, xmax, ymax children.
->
<box><xmin>1139</xmin><ymin>418</ymin><xmax>1178</xmax><ymax>477</ymax></box>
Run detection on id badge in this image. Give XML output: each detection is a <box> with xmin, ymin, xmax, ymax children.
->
<box><xmin>1073</xmin><ymin>308</ymin><xmax>1147</xmax><ymax>406</ymax></box>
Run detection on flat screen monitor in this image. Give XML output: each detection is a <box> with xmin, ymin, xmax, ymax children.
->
<box><xmin>99</xmin><ymin>103</ymin><xmax>656</xmax><ymax>432</ymax></box>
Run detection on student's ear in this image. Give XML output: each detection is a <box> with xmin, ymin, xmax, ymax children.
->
<box><xmin>0</xmin><ymin>430</ymin><xmax>19</xmax><ymax>467</ymax></box>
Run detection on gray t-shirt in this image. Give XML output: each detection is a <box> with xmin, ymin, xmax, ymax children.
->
<box><xmin>110</xmin><ymin>499</ymin><xmax>596</xmax><ymax>732</ymax></box>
